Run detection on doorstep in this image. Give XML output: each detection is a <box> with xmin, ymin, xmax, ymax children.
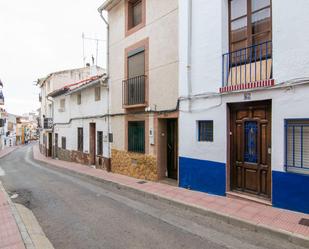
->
<box><xmin>226</xmin><ymin>191</ymin><xmax>272</xmax><ymax>206</ymax></box>
<box><xmin>159</xmin><ymin>178</ymin><xmax>178</xmax><ymax>187</ymax></box>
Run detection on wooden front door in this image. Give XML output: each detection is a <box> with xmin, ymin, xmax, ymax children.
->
<box><xmin>48</xmin><ymin>133</ymin><xmax>52</xmax><ymax>157</ymax></box>
<box><xmin>230</xmin><ymin>101</ymin><xmax>271</xmax><ymax>199</ymax></box>
<box><xmin>167</xmin><ymin>119</ymin><xmax>178</xmax><ymax>180</ymax></box>
<box><xmin>89</xmin><ymin>123</ymin><xmax>96</xmax><ymax>165</ymax></box>
<box><xmin>55</xmin><ymin>133</ymin><xmax>58</xmax><ymax>158</ymax></box>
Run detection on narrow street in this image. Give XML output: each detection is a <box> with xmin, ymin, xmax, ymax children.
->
<box><xmin>0</xmin><ymin>145</ymin><xmax>304</xmax><ymax>249</ymax></box>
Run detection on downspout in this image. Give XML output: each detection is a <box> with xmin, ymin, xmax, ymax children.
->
<box><xmin>187</xmin><ymin>0</ymin><xmax>193</xmax><ymax>112</ymax></box>
<box><xmin>98</xmin><ymin>7</ymin><xmax>112</xmax><ymax>171</ymax></box>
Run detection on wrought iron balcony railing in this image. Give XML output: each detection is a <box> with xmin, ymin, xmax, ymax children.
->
<box><xmin>43</xmin><ymin>118</ymin><xmax>53</xmax><ymax>129</ymax></box>
<box><xmin>123</xmin><ymin>75</ymin><xmax>146</xmax><ymax>107</ymax></box>
<box><xmin>222</xmin><ymin>41</ymin><xmax>272</xmax><ymax>88</ymax></box>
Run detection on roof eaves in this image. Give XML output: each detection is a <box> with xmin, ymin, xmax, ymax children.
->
<box><xmin>66</xmin><ymin>75</ymin><xmax>108</xmax><ymax>96</ymax></box>
<box><xmin>98</xmin><ymin>0</ymin><xmax>121</xmax><ymax>11</ymax></box>
<box><xmin>47</xmin><ymin>88</ymin><xmax>69</xmax><ymax>98</ymax></box>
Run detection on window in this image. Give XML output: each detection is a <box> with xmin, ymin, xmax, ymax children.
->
<box><xmin>77</xmin><ymin>93</ymin><xmax>81</xmax><ymax>105</ymax></box>
<box><xmin>128</xmin><ymin>121</ymin><xmax>145</xmax><ymax>153</ymax></box>
<box><xmin>59</xmin><ymin>99</ymin><xmax>65</xmax><ymax>112</ymax></box>
<box><xmin>229</xmin><ymin>0</ymin><xmax>271</xmax><ymax>52</ymax></box>
<box><xmin>285</xmin><ymin>120</ymin><xmax>309</xmax><ymax>173</ymax></box>
<box><xmin>128</xmin><ymin>48</ymin><xmax>145</xmax><ymax>78</ymax></box>
<box><xmin>128</xmin><ymin>0</ymin><xmax>142</xmax><ymax>30</ymax></box>
<box><xmin>95</xmin><ymin>87</ymin><xmax>101</xmax><ymax>101</ymax></box>
<box><xmin>61</xmin><ymin>137</ymin><xmax>66</xmax><ymax>150</ymax></box>
<box><xmin>198</xmin><ymin>121</ymin><xmax>214</xmax><ymax>142</ymax></box>
<box><xmin>97</xmin><ymin>131</ymin><xmax>103</xmax><ymax>156</ymax></box>
<box><xmin>77</xmin><ymin>128</ymin><xmax>83</xmax><ymax>152</ymax></box>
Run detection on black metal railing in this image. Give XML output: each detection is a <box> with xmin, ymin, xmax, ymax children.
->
<box><xmin>222</xmin><ymin>41</ymin><xmax>272</xmax><ymax>87</ymax></box>
<box><xmin>43</xmin><ymin>118</ymin><xmax>53</xmax><ymax>129</ymax></box>
<box><xmin>123</xmin><ymin>75</ymin><xmax>146</xmax><ymax>106</ymax></box>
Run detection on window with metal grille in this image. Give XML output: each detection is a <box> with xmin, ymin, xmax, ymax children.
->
<box><xmin>95</xmin><ymin>87</ymin><xmax>101</xmax><ymax>101</ymax></box>
<box><xmin>198</xmin><ymin>121</ymin><xmax>214</xmax><ymax>142</ymax></box>
<box><xmin>77</xmin><ymin>128</ymin><xmax>83</xmax><ymax>152</ymax></box>
<box><xmin>61</xmin><ymin>137</ymin><xmax>66</xmax><ymax>150</ymax></box>
<box><xmin>128</xmin><ymin>121</ymin><xmax>145</xmax><ymax>153</ymax></box>
<box><xmin>285</xmin><ymin>120</ymin><xmax>309</xmax><ymax>173</ymax></box>
<box><xmin>97</xmin><ymin>131</ymin><xmax>103</xmax><ymax>156</ymax></box>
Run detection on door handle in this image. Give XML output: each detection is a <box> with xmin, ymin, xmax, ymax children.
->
<box><xmin>268</xmin><ymin>147</ymin><xmax>271</xmax><ymax>154</ymax></box>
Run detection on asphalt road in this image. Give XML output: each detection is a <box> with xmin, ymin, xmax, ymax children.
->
<box><xmin>0</xmin><ymin>145</ymin><xmax>305</xmax><ymax>249</ymax></box>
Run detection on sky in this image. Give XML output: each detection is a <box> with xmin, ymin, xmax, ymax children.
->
<box><xmin>0</xmin><ymin>0</ymin><xmax>107</xmax><ymax>115</ymax></box>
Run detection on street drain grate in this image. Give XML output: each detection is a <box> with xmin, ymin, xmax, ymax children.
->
<box><xmin>299</xmin><ymin>218</ymin><xmax>309</xmax><ymax>227</ymax></box>
<box><xmin>137</xmin><ymin>181</ymin><xmax>147</xmax><ymax>184</ymax></box>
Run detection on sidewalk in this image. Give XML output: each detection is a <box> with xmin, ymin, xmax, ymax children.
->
<box><xmin>33</xmin><ymin>145</ymin><xmax>309</xmax><ymax>246</ymax></box>
<box><xmin>0</xmin><ymin>146</ymin><xmax>18</xmax><ymax>159</ymax></box>
<box><xmin>0</xmin><ymin>184</ymin><xmax>25</xmax><ymax>249</ymax></box>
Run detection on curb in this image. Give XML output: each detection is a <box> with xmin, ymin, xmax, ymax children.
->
<box><xmin>32</xmin><ymin>151</ymin><xmax>309</xmax><ymax>248</ymax></box>
<box><xmin>0</xmin><ymin>181</ymin><xmax>35</xmax><ymax>249</ymax></box>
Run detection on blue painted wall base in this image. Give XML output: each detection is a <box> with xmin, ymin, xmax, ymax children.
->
<box><xmin>179</xmin><ymin>157</ymin><xmax>226</xmax><ymax>196</ymax></box>
<box><xmin>272</xmin><ymin>171</ymin><xmax>309</xmax><ymax>214</ymax></box>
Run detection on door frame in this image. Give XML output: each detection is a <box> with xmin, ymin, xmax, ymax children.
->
<box><xmin>55</xmin><ymin>133</ymin><xmax>58</xmax><ymax>158</ymax></box>
<box><xmin>89</xmin><ymin>123</ymin><xmax>96</xmax><ymax>165</ymax></box>
<box><xmin>227</xmin><ymin>100</ymin><xmax>272</xmax><ymax>199</ymax></box>
<box><xmin>48</xmin><ymin>132</ymin><xmax>52</xmax><ymax>157</ymax></box>
<box><xmin>166</xmin><ymin>118</ymin><xmax>178</xmax><ymax>180</ymax></box>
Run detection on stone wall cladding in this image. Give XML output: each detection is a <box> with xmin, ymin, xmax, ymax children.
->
<box><xmin>71</xmin><ymin>150</ymin><xmax>91</xmax><ymax>165</ymax></box>
<box><xmin>57</xmin><ymin>148</ymin><xmax>71</xmax><ymax>162</ymax></box>
<box><xmin>111</xmin><ymin>149</ymin><xmax>158</xmax><ymax>181</ymax></box>
<box><xmin>40</xmin><ymin>144</ymin><xmax>46</xmax><ymax>156</ymax></box>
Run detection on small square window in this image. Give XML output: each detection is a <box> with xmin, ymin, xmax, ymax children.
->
<box><xmin>97</xmin><ymin>131</ymin><xmax>103</xmax><ymax>155</ymax></box>
<box><xmin>128</xmin><ymin>121</ymin><xmax>145</xmax><ymax>153</ymax></box>
<box><xmin>60</xmin><ymin>99</ymin><xmax>65</xmax><ymax>111</ymax></box>
<box><xmin>127</xmin><ymin>0</ymin><xmax>143</xmax><ymax>31</ymax></box>
<box><xmin>77</xmin><ymin>93</ymin><xmax>81</xmax><ymax>105</ymax></box>
<box><xmin>285</xmin><ymin>119</ymin><xmax>309</xmax><ymax>174</ymax></box>
<box><xmin>61</xmin><ymin>137</ymin><xmax>66</xmax><ymax>150</ymax></box>
<box><xmin>198</xmin><ymin>121</ymin><xmax>214</xmax><ymax>142</ymax></box>
<box><xmin>95</xmin><ymin>87</ymin><xmax>101</xmax><ymax>101</ymax></box>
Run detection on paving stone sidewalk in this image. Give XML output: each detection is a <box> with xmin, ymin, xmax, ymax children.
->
<box><xmin>0</xmin><ymin>185</ymin><xmax>25</xmax><ymax>249</ymax></box>
<box><xmin>0</xmin><ymin>146</ymin><xmax>18</xmax><ymax>159</ymax></box>
<box><xmin>32</xmin><ymin>145</ymin><xmax>309</xmax><ymax>244</ymax></box>
<box><xmin>0</xmin><ymin>147</ymin><xmax>26</xmax><ymax>249</ymax></box>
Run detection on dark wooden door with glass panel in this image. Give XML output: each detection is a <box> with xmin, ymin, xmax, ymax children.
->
<box><xmin>230</xmin><ymin>101</ymin><xmax>271</xmax><ymax>199</ymax></box>
<box><xmin>167</xmin><ymin>119</ymin><xmax>178</xmax><ymax>180</ymax></box>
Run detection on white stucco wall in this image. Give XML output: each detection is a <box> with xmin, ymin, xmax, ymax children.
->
<box><xmin>179</xmin><ymin>0</ymin><xmax>309</xmax><ymax>173</ymax></box>
<box><xmin>180</xmin><ymin>84</ymin><xmax>309</xmax><ymax>173</ymax></box>
<box><xmin>53</xmin><ymin>84</ymin><xmax>109</xmax><ymax>158</ymax></box>
<box><xmin>179</xmin><ymin>0</ymin><xmax>309</xmax><ymax>96</ymax></box>
<box><xmin>272</xmin><ymin>0</ymin><xmax>309</xmax><ymax>83</ymax></box>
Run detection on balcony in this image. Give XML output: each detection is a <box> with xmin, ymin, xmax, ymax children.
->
<box><xmin>221</xmin><ymin>41</ymin><xmax>273</xmax><ymax>93</ymax></box>
<box><xmin>43</xmin><ymin>118</ymin><xmax>53</xmax><ymax>129</ymax></box>
<box><xmin>123</xmin><ymin>75</ymin><xmax>147</xmax><ymax>108</ymax></box>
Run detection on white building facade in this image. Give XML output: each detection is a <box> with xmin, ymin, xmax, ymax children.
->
<box><xmin>49</xmin><ymin>75</ymin><xmax>110</xmax><ymax>169</ymax></box>
<box><xmin>38</xmin><ymin>66</ymin><xmax>102</xmax><ymax>157</ymax></box>
<box><xmin>178</xmin><ymin>0</ymin><xmax>309</xmax><ymax>213</ymax></box>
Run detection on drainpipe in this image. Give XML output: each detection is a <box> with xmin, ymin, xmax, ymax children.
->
<box><xmin>98</xmin><ymin>7</ymin><xmax>112</xmax><ymax>171</ymax></box>
<box><xmin>187</xmin><ymin>0</ymin><xmax>193</xmax><ymax>112</ymax></box>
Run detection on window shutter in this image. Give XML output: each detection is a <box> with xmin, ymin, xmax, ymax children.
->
<box><xmin>128</xmin><ymin>51</ymin><xmax>145</xmax><ymax>78</ymax></box>
<box><xmin>286</xmin><ymin>120</ymin><xmax>309</xmax><ymax>170</ymax></box>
